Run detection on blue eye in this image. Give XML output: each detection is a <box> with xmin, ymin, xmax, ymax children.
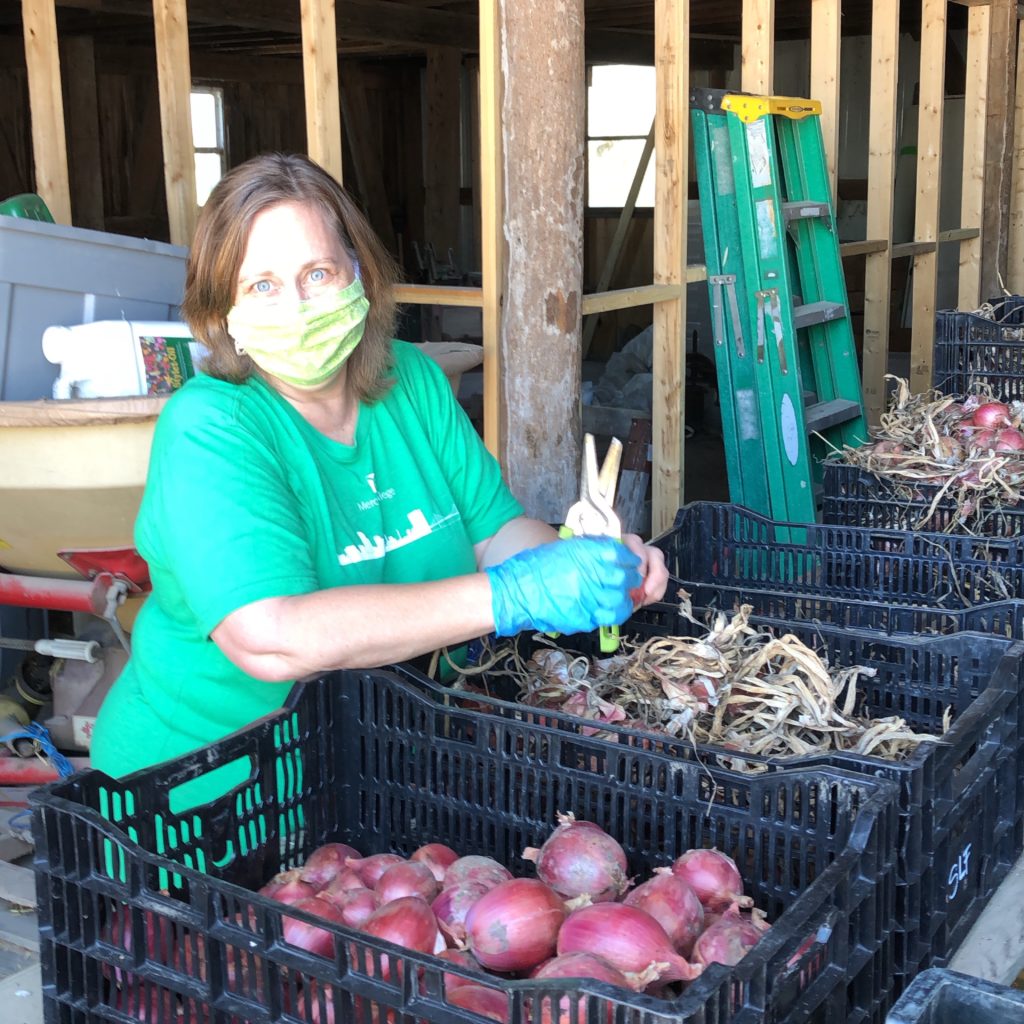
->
<box><xmin>253</xmin><ymin>280</ymin><xmax>272</xmax><ymax>294</ymax></box>
<box><xmin>309</xmin><ymin>268</ymin><xmax>327</xmax><ymax>283</ymax></box>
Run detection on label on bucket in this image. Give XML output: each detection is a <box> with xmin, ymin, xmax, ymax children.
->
<box><xmin>139</xmin><ymin>334</ymin><xmax>198</xmax><ymax>394</ymax></box>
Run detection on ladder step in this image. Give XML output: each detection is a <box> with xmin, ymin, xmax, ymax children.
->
<box><xmin>805</xmin><ymin>398</ymin><xmax>862</xmax><ymax>434</ymax></box>
<box><xmin>783</xmin><ymin>201</ymin><xmax>830</xmax><ymax>222</ymax></box>
<box><xmin>793</xmin><ymin>300</ymin><xmax>847</xmax><ymax>329</ymax></box>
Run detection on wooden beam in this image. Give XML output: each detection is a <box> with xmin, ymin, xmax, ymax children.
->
<box><xmin>909</xmin><ymin>0</ymin><xmax>947</xmax><ymax>394</ymax></box>
<box><xmin>57</xmin><ymin>0</ymin><xmax>478</xmax><ymax>50</ymax></box>
<box><xmin>862</xmin><ymin>0</ymin><xmax>900</xmax><ymax>425</ymax></box>
<box><xmin>393</xmin><ymin>284</ymin><xmax>483</xmax><ymax>307</ymax></box>
<box><xmin>22</xmin><ymin>0</ymin><xmax>72</xmax><ymax>224</ymax></box>
<box><xmin>582</xmin><ymin>121</ymin><xmax>655</xmax><ymax>356</ymax></box>
<box><xmin>479</xmin><ymin>0</ymin><xmax>502</xmax><ymax>457</ymax></box>
<box><xmin>301</xmin><ymin>0</ymin><xmax>343</xmax><ymax>183</ymax></box>
<box><xmin>1010</xmin><ymin>22</ymin><xmax>1024</xmax><ymax>294</ymax></box>
<box><xmin>960</xmin><ymin>5</ymin><xmax>990</xmax><ymax>309</ymax></box>
<box><xmin>60</xmin><ymin>34</ymin><xmax>105</xmax><ymax>229</ymax></box>
<box><xmin>741</xmin><ymin>0</ymin><xmax>774</xmax><ymax>94</ymax></box>
<box><xmin>652</xmin><ymin>0</ymin><xmax>688</xmax><ymax>536</ymax></box>
<box><xmin>810</xmin><ymin>0</ymin><xmax>841</xmax><ymax>201</ymax></box>
<box><xmin>582</xmin><ymin>283</ymin><xmax>683</xmax><ymax>316</ymax></box>
<box><xmin>981</xmin><ymin>0</ymin><xmax>1017</xmax><ymax>299</ymax></box>
<box><xmin>842</xmin><ymin>239</ymin><xmax>889</xmax><ymax>258</ymax></box>
<box><xmin>499</xmin><ymin>0</ymin><xmax>585</xmax><ymax>523</ymax></box>
<box><xmin>152</xmin><ymin>0</ymin><xmax>197</xmax><ymax>246</ymax></box>
<box><xmin>423</xmin><ymin>48</ymin><xmax>463</xmax><ymax>260</ymax></box>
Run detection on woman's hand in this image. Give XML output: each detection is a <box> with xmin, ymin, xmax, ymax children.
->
<box><xmin>621</xmin><ymin>533</ymin><xmax>669</xmax><ymax>607</ymax></box>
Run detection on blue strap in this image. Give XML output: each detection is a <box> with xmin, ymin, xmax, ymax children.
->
<box><xmin>0</xmin><ymin>722</ymin><xmax>75</xmax><ymax>778</ymax></box>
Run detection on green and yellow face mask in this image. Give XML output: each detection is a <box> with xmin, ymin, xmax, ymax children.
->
<box><xmin>226</xmin><ymin>276</ymin><xmax>370</xmax><ymax>388</ymax></box>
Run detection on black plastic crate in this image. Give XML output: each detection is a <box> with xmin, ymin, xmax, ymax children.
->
<box><xmin>31</xmin><ymin>668</ymin><xmax>900</xmax><ymax>1024</ymax></box>
<box><xmin>426</xmin><ymin>614</ymin><xmax>1022</xmax><ymax>992</ymax></box>
<box><xmin>822</xmin><ymin>459</ymin><xmax>1024</xmax><ymax>538</ymax></box>
<box><xmin>657</xmin><ymin>502</ymin><xmax>1024</xmax><ymax>609</ymax></box>
<box><xmin>672</xmin><ymin>581</ymin><xmax>1024</xmax><ymax>640</ymax></box>
<box><xmin>933</xmin><ymin>295</ymin><xmax>1024</xmax><ymax>399</ymax></box>
<box><xmin>885</xmin><ymin>968</ymin><xmax>1024</xmax><ymax>1022</ymax></box>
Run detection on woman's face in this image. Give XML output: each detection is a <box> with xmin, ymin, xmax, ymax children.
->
<box><xmin>234</xmin><ymin>200</ymin><xmax>355</xmax><ymax>309</ymax></box>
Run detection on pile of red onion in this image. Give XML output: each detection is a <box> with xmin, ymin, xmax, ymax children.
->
<box><xmin>104</xmin><ymin>818</ymin><xmax>771</xmax><ymax>1024</ymax></box>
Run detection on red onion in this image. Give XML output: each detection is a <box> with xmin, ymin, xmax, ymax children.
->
<box><xmin>465</xmin><ymin>878</ymin><xmax>566</xmax><ymax>972</ymax></box>
<box><xmin>973</xmin><ymin>402</ymin><xmax>1011</xmax><ymax>429</ymax></box>
<box><xmin>321</xmin><ymin>868</ymin><xmax>368</xmax><ymax>898</ymax></box>
<box><xmin>968</xmin><ymin>429</ymin><xmax>998</xmax><ymax>450</ymax></box>
<box><xmin>349</xmin><ymin>853</ymin><xmax>405</xmax><ymax>889</ymax></box>
<box><xmin>114</xmin><ymin>982</ymin><xmax>179</xmax><ymax>1021</ymax></box>
<box><xmin>531</xmin><ymin>952</ymin><xmax>656</xmax><ymax>1024</ymax></box>
<box><xmin>436</xmin><ymin>948</ymin><xmax>484</xmax><ymax>993</ymax></box>
<box><xmin>623</xmin><ymin>870</ymin><xmax>705</xmax><ymax>956</ymax></box>
<box><xmin>692</xmin><ymin>907</ymin><xmax>769</xmax><ymax>968</ymax></box>
<box><xmin>297</xmin><ymin>980</ymin><xmax>335</xmax><ymax>1024</ymax></box>
<box><xmin>376</xmin><ymin>860</ymin><xmax>440</xmax><ymax>905</ymax></box>
<box><xmin>522</xmin><ymin>814</ymin><xmax>629</xmax><ymax>902</ymax></box>
<box><xmin>669</xmin><ymin>849</ymin><xmax>752</xmax><ymax>913</ymax></box>
<box><xmin>328</xmin><ymin>887</ymin><xmax>380</xmax><ymax>928</ymax></box>
<box><xmin>410</xmin><ymin>843</ymin><xmax>460</xmax><ymax>883</ymax></box>
<box><xmin>432</xmin><ymin>881</ymin><xmax>491</xmax><ymax>945</ymax></box>
<box><xmin>444</xmin><ymin>855</ymin><xmax>514</xmax><ymax>892</ymax></box>
<box><xmin>557</xmin><ymin>904</ymin><xmax>702</xmax><ymax>984</ymax></box>
<box><xmin>360</xmin><ymin>897</ymin><xmax>445</xmax><ymax>986</ymax></box>
<box><xmin>283</xmin><ymin>896</ymin><xmax>346</xmax><ymax>958</ymax></box>
<box><xmin>995</xmin><ymin>428</ymin><xmax>1024</xmax><ymax>452</ymax></box>
<box><xmin>299</xmin><ymin>843</ymin><xmax>363</xmax><ymax>888</ymax></box>
<box><xmin>260</xmin><ymin>872</ymin><xmax>319</xmax><ymax>906</ymax></box>
<box><xmin>447</xmin><ymin>984</ymin><xmax>510</xmax><ymax>1023</ymax></box>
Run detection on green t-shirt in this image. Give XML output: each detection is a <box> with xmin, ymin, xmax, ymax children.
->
<box><xmin>91</xmin><ymin>341</ymin><xmax>521</xmax><ymax>808</ymax></box>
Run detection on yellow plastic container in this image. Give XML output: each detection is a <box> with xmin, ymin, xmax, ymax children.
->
<box><xmin>0</xmin><ymin>397</ymin><xmax>164</xmax><ymax>579</ymax></box>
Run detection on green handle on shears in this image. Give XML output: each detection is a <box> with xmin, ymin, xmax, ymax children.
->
<box><xmin>556</xmin><ymin>524</ymin><xmax>620</xmax><ymax>653</ymax></box>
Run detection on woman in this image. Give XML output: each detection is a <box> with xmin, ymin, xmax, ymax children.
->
<box><xmin>91</xmin><ymin>153</ymin><xmax>668</xmax><ymax>805</ymax></box>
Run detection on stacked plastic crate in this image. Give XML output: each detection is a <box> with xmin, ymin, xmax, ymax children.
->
<box><xmin>823</xmin><ymin>297</ymin><xmax>1024</xmax><ymax>535</ymax></box>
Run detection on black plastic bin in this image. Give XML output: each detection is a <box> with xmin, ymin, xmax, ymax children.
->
<box><xmin>657</xmin><ymin>501</ymin><xmax>1024</xmax><ymax>611</ymax></box>
<box><xmin>423</xmin><ymin>614</ymin><xmax>1023</xmax><ymax>990</ymax></box>
<box><xmin>933</xmin><ymin>295</ymin><xmax>1024</xmax><ymax>399</ymax></box>
<box><xmin>822</xmin><ymin>458</ymin><xmax>1024</xmax><ymax>538</ymax></box>
<box><xmin>31</xmin><ymin>668</ymin><xmax>900</xmax><ymax>1024</ymax></box>
<box><xmin>885</xmin><ymin>968</ymin><xmax>1024</xmax><ymax>1022</ymax></box>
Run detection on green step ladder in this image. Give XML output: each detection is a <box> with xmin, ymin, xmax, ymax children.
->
<box><xmin>690</xmin><ymin>88</ymin><xmax>868</xmax><ymax>524</ymax></box>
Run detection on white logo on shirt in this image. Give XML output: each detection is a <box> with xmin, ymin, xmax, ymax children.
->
<box><xmin>338</xmin><ymin>507</ymin><xmax>461</xmax><ymax>566</ymax></box>
<box><xmin>357</xmin><ymin>475</ymin><xmax>396</xmax><ymax>512</ymax></box>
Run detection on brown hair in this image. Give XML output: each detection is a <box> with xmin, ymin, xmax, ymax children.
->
<box><xmin>181</xmin><ymin>152</ymin><xmax>400</xmax><ymax>401</ymax></box>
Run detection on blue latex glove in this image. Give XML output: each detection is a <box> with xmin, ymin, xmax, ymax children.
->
<box><xmin>485</xmin><ymin>536</ymin><xmax>643</xmax><ymax>638</ymax></box>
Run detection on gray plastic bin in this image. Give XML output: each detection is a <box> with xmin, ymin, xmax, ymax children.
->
<box><xmin>0</xmin><ymin>215</ymin><xmax>187</xmax><ymax>400</ymax></box>
<box><xmin>886</xmin><ymin>969</ymin><xmax>1024</xmax><ymax>1022</ymax></box>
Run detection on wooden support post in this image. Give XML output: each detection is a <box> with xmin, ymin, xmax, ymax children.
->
<box><xmin>498</xmin><ymin>0</ymin><xmax>585</xmax><ymax>522</ymax></box>
<box><xmin>909</xmin><ymin>0</ymin><xmax>947</xmax><ymax>394</ymax></box>
<box><xmin>861</xmin><ymin>0</ymin><xmax>899</xmax><ymax>425</ymax></box>
<box><xmin>1008</xmin><ymin>24</ymin><xmax>1024</xmax><ymax>295</ymax></box>
<box><xmin>581</xmin><ymin>121</ymin><xmax>654</xmax><ymax>358</ymax></box>
<box><xmin>60</xmin><ymin>35</ymin><xmax>105</xmax><ymax>229</ymax></box>
<box><xmin>810</xmin><ymin>0</ymin><xmax>841</xmax><ymax>201</ymax></box>
<box><xmin>741</xmin><ymin>0</ymin><xmax>774</xmax><ymax>95</ymax></box>
<box><xmin>959</xmin><ymin>4</ymin><xmax>990</xmax><ymax>310</ymax></box>
<box><xmin>152</xmin><ymin>0</ymin><xmax>197</xmax><ymax>246</ymax></box>
<box><xmin>424</xmin><ymin>48</ymin><xmax>463</xmax><ymax>260</ymax></box>
<box><xmin>21</xmin><ymin>0</ymin><xmax>72</xmax><ymax>224</ymax></box>
<box><xmin>652</xmin><ymin>0</ymin><xmax>687</xmax><ymax>536</ymax></box>
<box><xmin>301</xmin><ymin>0</ymin><xmax>343</xmax><ymax>183</ymax></box>
<box><xmin>478</xmin><ymin>0</ymin><xmax>502</xmax><ymax>458</ymax></box>
<box><xmin>981</xmin><ymin>0</ymin><xmax>1017</xmax><ymax>300</ymax></box>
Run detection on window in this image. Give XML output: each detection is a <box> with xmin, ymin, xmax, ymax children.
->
<box><xmin>190</xmin><ymin>87</ymin><xmax>226</xmax><ymax>206</ymax></box>
<box><xmin>587</xmin><ymin>65</ymin><xmax>657</xmax><ymax>208</ymax></box>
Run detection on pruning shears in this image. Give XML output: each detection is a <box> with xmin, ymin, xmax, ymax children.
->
<box><xmin>560</xmin><ymin>433</ymin><xmax>624</xmax><ymax>652</ymax></box>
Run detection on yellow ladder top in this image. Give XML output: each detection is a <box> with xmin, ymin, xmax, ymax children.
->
<box><xmin>721</xmin><ymin>94</ymin><xmax>822</xmax><ymax>123</ymax></box>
